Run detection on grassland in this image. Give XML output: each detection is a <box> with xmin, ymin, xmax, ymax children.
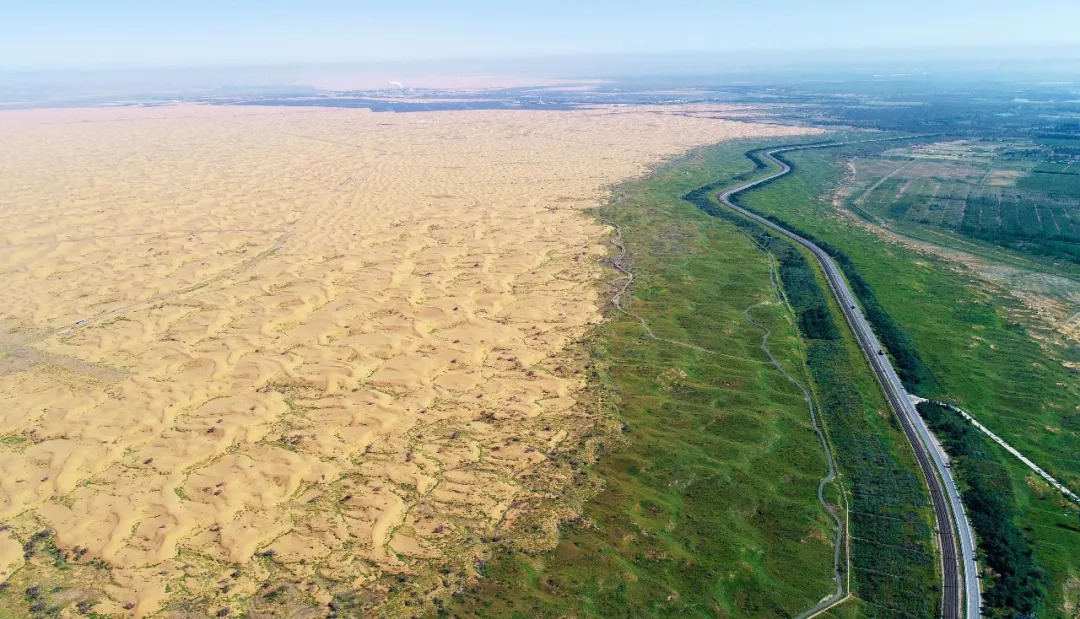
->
<box><xmin>688</xmin><ymin>150</ymin><xmax>940</xmax><ymax>617</ymax></box>
<box><xmin>918</xmin><ymin>401</ymin><xmax>1045</xmax><ymax>617</ymax></box>
<box><xmin>734</xmin><ymin>143</ymin><xmax>1080</xmax><ymax>616</ymax></box>
<box><xmin>444</xmin><ymin>137</ymin><xmax>942</xmax><ymax>617</ymax></box>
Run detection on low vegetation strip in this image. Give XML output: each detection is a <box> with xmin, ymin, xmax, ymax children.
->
<box><xmin>600</xmin><ymin>215</ymin><xmax>775</xmax><ymax>364</ymax></box>
<box><xmin>726</xmin><ymin>149</ymin><xmax>938</xmax><ymax>394</ymax></box>
<box><xmin>610</xmin><ymin>207</ymin><xmax>849</xmax><ymax>615</ymax></box>
<box><xmin>743</xmin><ymin>282</ymin><xmax>847</xmax><ymax>618</ymax></box>
<box><xmin>444</xmin><ymin>140</ymin><xmax>850</xmax><ymax>616</ymax></box>
<box><xmin>445</xmin><ymin>138</ymin><xmax>948</xmax><ymax>617</ymax></box>
<box><xmin>918</xmin><ymin>401</ymin><xmax>1046</xmax><ymax>616</ymax></box>
<box><xmin>732</xmin><ymin>141</ymin><xmax>1080</xmax><ymax>614</ymax></box>
<box><xmin>685</xmin><ymin>156</ymin><xmax>940</xmax><ymax>616</ymax></box>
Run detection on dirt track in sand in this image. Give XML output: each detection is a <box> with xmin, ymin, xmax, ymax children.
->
<box><xmin>0</xmin><ymin>103</ymin><xmax>817</xmax><ymax>615</ymax></box>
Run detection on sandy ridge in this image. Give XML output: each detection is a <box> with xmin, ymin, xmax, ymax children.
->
<box><xmin>0</xmin><ymin>103</ymin><xmax>816</xmax><ymax>615</ymax></box>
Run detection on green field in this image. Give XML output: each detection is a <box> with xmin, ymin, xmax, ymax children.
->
<box><xmin>443</xmin><ymin>138</ymin><xmax>942</xmax><ymax>617</ymax></box>
<box><xmin>848</xmin><ymin>138</ymin><xmax>1080</xmax><ymax>267</ymax></box>
<box><xmin>736</xmin><ymin>143</ymin><xmax>1080</xmax><ymax>616</ymax></box>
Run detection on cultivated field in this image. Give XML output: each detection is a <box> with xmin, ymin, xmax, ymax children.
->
<box><xmin>853</xmin><ymin>139</ymin><xmax>1080</xmax><ymax>264</ymax></box>
<box><xmin>0</xmin><ymin>103</ymin><xmax>812</xmax><ymax>615</ymax></box>
<box><xmin>844</xmin><ymin>139</ymin><xmax>1080</xmax><ymax>343</ymax></box>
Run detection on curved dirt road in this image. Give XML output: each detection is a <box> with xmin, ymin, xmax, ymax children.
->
<box><xmin>714</xmin><ymin>144</ymin><xmax>980</xmax><ymax>619</ymax></box>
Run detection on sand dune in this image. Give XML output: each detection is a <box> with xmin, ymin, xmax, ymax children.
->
<box><xmin>0</xmin><ymin>103</ymin><xmax>816</xmax><ymax>615</ymax></box>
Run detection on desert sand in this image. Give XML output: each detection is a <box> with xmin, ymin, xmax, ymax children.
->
<box><xmin>0</xmin><ymin>102</ymin><xmax>816</xmax><ymax>615</ymax></box>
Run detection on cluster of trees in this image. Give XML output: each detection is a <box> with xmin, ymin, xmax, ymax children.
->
<box><xmin>952</xmin><ymin>196</ymin><xmax>1080</xmax><ymax>265</ymax></box>
<box><xmin>825</xmin><ymin>246</ymin><xmax>938</xmax><ymax>393</ymax></box>
<box><xmin>961</xmin><ymin>226</ymin><xmax>1080</xmax><ymax>264</ymax></box>
<box><xmin>918</xmin><ymin>402</ymin><xmax>1046</xmax><ymax>615</ymax></box>
<box><xmin>1036</xmin><ymin>122</ymin><xmax>1080</xmax><ymax>142</ymax></box>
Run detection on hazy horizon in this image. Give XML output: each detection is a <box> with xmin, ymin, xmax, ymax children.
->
<box><xmin>3</xmin><ymin>45</ymin><xmax>1079</xmax><ymax>109</ymax></box>
<box><xmin>5</xmin><ymin>0</ymin><xmax>1080</xmax><ymax>71</ymax></box>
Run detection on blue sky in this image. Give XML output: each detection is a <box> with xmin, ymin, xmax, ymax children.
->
<box><xmin>3</xmin><ymin>0</ymin><xmax>1080</xmax><ymax>69</ymax></box>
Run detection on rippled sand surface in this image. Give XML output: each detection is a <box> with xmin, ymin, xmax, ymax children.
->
<box><xmin>0</xmin><ymin>104</ymin><xmax>815</xmax><ymax>615</ymax></box>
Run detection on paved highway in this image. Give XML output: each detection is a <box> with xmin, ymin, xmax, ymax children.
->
<box><xmin>715</xmin><ymin>144</ymin><xmax>981</xmax><ymax>619</ymax></box>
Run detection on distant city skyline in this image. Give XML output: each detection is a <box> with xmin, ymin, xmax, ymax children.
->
<box><xmin>4</xmin><ymin>0</ymin><xmax>1080</xmax><ymax>70</ymax></box>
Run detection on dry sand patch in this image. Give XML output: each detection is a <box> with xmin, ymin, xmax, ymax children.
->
<box><xmin>0</xmin><ymin>103</ymin><xmax>815</xmax><ymax>615</ymax></box>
